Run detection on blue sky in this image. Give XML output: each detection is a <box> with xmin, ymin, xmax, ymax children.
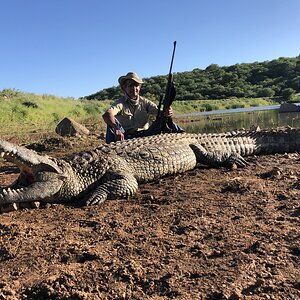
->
<box><xmin>1</xmin><ymin>0</ymin><xmax>300</xmax><ymax>98</ymax></box>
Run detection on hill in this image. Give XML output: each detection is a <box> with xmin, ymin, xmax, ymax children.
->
<box><xmin>0</xmin><ymin>89</ymin><xmax>111</xmax><ymax>139</ymax></box>
<box><xmin>85</xmin><ymin>56</ymin><xmax>300</xmax><ymax>102</ymax></box>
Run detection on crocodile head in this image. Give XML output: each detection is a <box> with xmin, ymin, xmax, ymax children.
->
<box><xmin>0</xmin><ymin>139</ymin><xmax>68</xmax><ymax>204</ymax></box>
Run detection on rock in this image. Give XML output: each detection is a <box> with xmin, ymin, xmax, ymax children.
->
<box><xmin>55</xmin><ymin>117</ymin><xmax>90</xmax><ymax>137</ymax></box>
<box><xmin>279</xmin><ymin>103</ymin><xmax>300</xmax><ymax>113</ymax></box>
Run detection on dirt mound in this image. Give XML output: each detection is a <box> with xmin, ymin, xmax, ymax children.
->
<box><xmin>26</xmin><ymin>137</ymin><xmax>73</xmax><ymax>152</ymax></box>
<box><xmin>0</xmin><ymin>137</ymin><xmax>299</xmax><ymax>299</ymax></box>
<box><xmin>25</xmin><ymin>134</ymin><xmax>104</xmax><ymax>155</ymax></box>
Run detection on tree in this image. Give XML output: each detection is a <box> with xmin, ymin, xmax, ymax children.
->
<box><xmin>83</xmin><ymin>56</ymin><xmax>300</xmax><ymax>101</ymax></box>
<box><xmin>290</xmin><ymin>76</ymin><xmax>300</xmax><ymax>91</ymax></box>
<box><xmin>257</xmin><ymin>87</ymin><xmax>275</xmax><ymax>98</ymax></box>
<box><xmin>281</xmin><ymin>88</ymin><xmax>295</xmax><ymax>101</ymax></box>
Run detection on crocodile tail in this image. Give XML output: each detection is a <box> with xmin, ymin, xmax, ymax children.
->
<box><xmin>253</xmin><ymin>128</ymin><xmax>300</xmax><ymax>155</ymax></box>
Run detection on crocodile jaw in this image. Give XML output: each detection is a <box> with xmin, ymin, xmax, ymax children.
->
<box><xmin>0</xmin><ymin>139</ymin><xmax>62</xmax><ymax>173</ymax></box>
<box><xmin>0</xmin><ymin>177</ymin><xmax>64</xmax><ymax>204</ymax></box>
<box><xmin>0</xmin><ymin>139</ymin><xmax>64</xmax><ymax>204</ymax></box>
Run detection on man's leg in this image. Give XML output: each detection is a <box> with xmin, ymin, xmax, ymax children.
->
<box><xmin>105</xmin><ymin>126</ymin><xmax>117</xmax><ymax>144</ymax></box>
<box><xmin>169</xmin><ymin>121</ymin><xmax>185</xmax><ymax>133</ymax></box>
<box><xmin>141</xmin><ymin>120</ymin><xmax>185</xmax><ymax>137</ymax></box>
<box><xmin>105</xmin><ymin>120</ymin><xmax>125</xmax><ymax>144</ymax></box>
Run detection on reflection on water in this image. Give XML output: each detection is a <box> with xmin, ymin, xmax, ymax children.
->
<box><xmin>176</xmin><ymin>109</ymin><xmax>300</xmax><ymax>133</ymax></box>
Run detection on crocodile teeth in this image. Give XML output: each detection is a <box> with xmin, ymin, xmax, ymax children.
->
<box><xmin>0</xmin><ymin>188</ymin><xmax>23</xmax><ymax>198</ymax></box>
<box><xmin>7</xmin><ymin>188</ymin><xmax>19</xmax><ymax>196</ymax></box>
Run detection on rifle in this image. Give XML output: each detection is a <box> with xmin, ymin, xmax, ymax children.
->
<box><xmin>155</xmin><ymin>41</ymin><xmax>177</xmax><ymax>133</ymax></box>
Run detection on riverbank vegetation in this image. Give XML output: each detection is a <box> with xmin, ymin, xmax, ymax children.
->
<box><xmin>1</xmin><ymin>88</ymin><xmax>297</xmax><ymax>139</ymax></box>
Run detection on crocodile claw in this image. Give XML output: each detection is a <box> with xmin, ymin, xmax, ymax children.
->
<box><xmin>225</xmin><ymin>153</ymin><xmax>250</xmax><ymax>168</ymax></box>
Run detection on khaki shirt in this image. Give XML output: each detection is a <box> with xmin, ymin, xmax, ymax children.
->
<box><xmin>108</xmin><ymin>96</ymin><xmax>158</xmax><ymax>134</ymax></box>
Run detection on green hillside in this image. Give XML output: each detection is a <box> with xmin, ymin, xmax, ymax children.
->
<box><xmin>85</xmin><ymin>56</ymin><xmax>300</xmax><ymax>102</ymax></box>
<box><xmin>0</xmin><ymin>89</ymin><xmax>110</xmax><ymax>138</ymax></box>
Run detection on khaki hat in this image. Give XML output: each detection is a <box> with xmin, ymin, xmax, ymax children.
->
<box><xmin>118</xmin><ymin>72</ymin><xmax>143</xmax><ymax>87</ymax></box>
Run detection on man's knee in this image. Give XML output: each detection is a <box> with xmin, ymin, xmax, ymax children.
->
<box><xmin>105</xmin><ymin>126</ymin><xmax>116</xmax><ymax>143</ymax></box>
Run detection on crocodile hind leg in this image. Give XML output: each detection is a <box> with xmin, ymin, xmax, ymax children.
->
<box><xmin>190</xmin><ymin>144</ymin><xmax>249</xmax><ymax>167</ymax></box>
<box><xmin>85</xmin><ymin>171</ymin><xmax>138</xmax><ymax>205</ymax></box>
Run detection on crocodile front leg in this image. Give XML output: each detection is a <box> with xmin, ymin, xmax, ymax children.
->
<box><xmin>86</xmin><ymin>170</ymin><xmax>138</xmax><ymax>205</ymax></box>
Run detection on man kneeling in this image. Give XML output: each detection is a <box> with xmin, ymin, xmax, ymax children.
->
<box><xmin>102</xmin><ymin>72</ymin><xmax>184</xmax><ymax>144</ymax></box>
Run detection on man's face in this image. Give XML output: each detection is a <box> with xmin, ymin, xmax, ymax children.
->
<box><xmin>123</xmin><ymin>80</ymin><xmax>141</xmax><ymax>99</ymax></box>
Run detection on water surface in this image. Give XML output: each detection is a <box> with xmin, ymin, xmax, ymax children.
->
<box><xmin>177</xmin><ymin>106</ymin><xmax>300</xmax><ymax>133</ymax></box>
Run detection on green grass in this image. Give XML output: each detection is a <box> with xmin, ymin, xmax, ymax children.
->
<box><xmin>171</xmin><ymin>97</ymin><xmax>279</xmax><ymax>114</ymax></box>
<box><xmin>0</xmin><ymin>89</ymin><xmax>110</xmax><ymax>138</ymax></box>
<box><xmin>0</xmin><ymin>88</ymin><xmax>285</xmax><ymax>139</ymax></box>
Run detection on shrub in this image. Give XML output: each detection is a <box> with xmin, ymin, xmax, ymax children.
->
<box><xmin>22</xmin><ymin>101</ymin><xmax>39</xmax><ymax>108</ymax></box>
<box><xmin>0</xmin><ymin>88</ymin><xmax>22</xmax><ymax>98</ymax></box>
<box><xmin>257</xmin><ymin>87</ymin><xmax>275</xmax><ymax>97</ymax></box>
<box><xmin>83</xmin><ymin>102</ymin><xmax>101</xmax><ymax>116</ymax></box>
<box><xmin>281</xmin><ymin>88</ymin><xmax>295</xmax><ymax>101</ymax></box>
<box><xmin>202</xmin><ymin>103</ymin><xmax>215</xmax><ymax>111</ymax></box>
<box><xmin>229</xmin><ymin>103</ymin><xmax>245</xmax><ymax>109</ymax></box>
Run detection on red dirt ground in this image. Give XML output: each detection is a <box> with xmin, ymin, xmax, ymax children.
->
<box><xmin>0</xmin><ymin>134</ymin><xmax>299</xmax><ymax>299</ymax></box>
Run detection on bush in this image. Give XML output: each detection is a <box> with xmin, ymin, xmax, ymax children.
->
<box><xmin>22</xmin><ymin>101</ymin><xmax>39</xmax><ymax>108</ymax></box>
<box><xmin>83</xmin><ymin>102</ymin><xmax>101</xmax><ymax>115</ymax></box>
<box><xmin>281</xmin><ymin>88</ymin><xmax>295</xmax><ymax>101</ymax></box>
<box><xmin>257</xmin><ymin>87</ymin><xmax>275</xmax><ymax>97</ymax></box>
<box><xmin>202</xmin><ymin>103</ymin><xmax>218</xmax><ymax>111</ymax></box>
<box><xmin>0</xmin><ymin>88</ymin><xmax>22</xmax><ymax>98</ymax></box>
<box><xmin>227</xmin><ymin>102</ymin><xmax>245</xmax><ymax>109</ymax></box>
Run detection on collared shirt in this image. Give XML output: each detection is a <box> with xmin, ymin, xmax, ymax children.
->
<box><xmin>107</xmin><ymin>96</ymin><xmax>158</xmax><ymax>134</ymax></box>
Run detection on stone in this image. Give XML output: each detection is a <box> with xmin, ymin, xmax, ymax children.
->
<box><xmin>279</xmin><ymin>103</ymin><xmax>300</xmax><ymax>113</ymax></box>
<box><xmin>55</xmin><ymin>117</ymin><xmax>90</xmax><ymax>137</ymax></box>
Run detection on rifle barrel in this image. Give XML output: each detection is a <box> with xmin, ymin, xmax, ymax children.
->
<box><xmin>168</xmin><ymin>41</ymin><xmax>177</xmax><ymax>75</ymax></box>
<box><xmin>155</xmin><ymin>41</ymin><xmax>177</xmax><ymax>124</ymax></box>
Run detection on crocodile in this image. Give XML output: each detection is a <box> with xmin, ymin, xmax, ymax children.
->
<box><xmin>0</xmin><ymin>128</ymin><xmax>299</xmax><ymax>207</ymax></box>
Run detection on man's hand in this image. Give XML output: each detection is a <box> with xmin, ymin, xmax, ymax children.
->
<box><xmin>114</xmin><ymin>129</ymin><xmax>124</xmax><ymax>141</ymax></box>
<box><xmin>164</xmin><ymin>106</ymin><xmax>173</xmax><ymax>117</ymax></box>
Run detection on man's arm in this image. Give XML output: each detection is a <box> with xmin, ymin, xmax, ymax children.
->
<box><xmin>102</xmin><ymin>109</ymin><xmax>124</xmax><ymax>141</ymax></box>
<box><xmin>146</xmin><ymin>98</ymin><xmax>173</xmax><ymax>119</ymax></box>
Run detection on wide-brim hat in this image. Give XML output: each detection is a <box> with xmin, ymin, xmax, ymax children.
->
<box><xmin>118</xmin><ymin>72</ymin><xmax>143</xmax><ymax>87</ymax></box>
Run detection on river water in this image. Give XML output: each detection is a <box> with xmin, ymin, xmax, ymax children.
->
<box><xmin>177</xmin><ymin>103</ymin><xmax>300</xmax><ymax>133</ymax></box>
